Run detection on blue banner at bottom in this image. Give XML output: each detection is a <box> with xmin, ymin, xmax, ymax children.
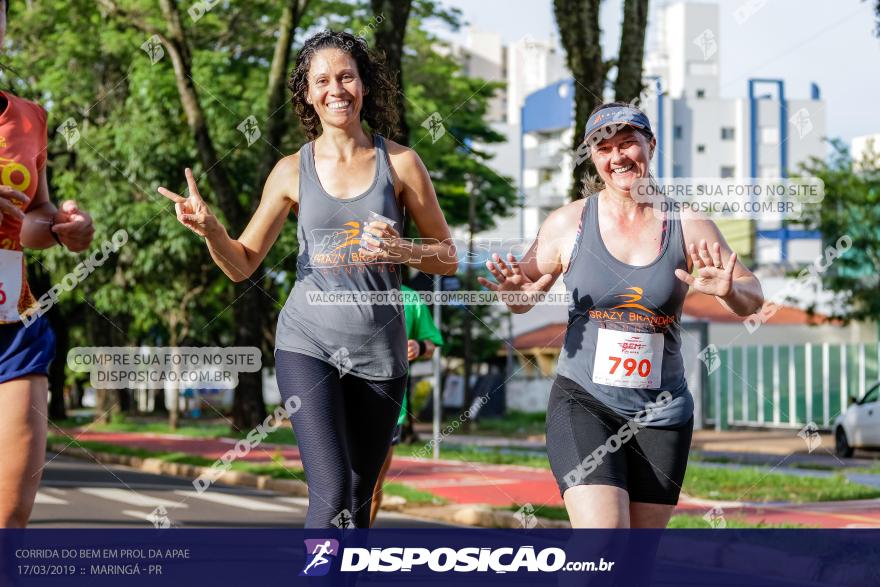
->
<box><xmin>1</xmin><ymin>529</ymin><xmax>878</xmax><ymax>586</ymax></box>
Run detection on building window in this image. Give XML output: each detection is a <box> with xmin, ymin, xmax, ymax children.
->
<box><xmin>673</xmin><ymin>164</ymin><xmax>684</xmax><ymax>178</ymax></box>
<box><xmin>673</xmin><ymin>125</ymin><xmax>683</xmax><ymax>140</ymax></box>
<box><xmin>720</xmin><ymin>166</ymin><xmax>735</xmax><ymax>178</ymax></box>
<box><xmin>696</xmin><ymin>89</ymin><xmax>705</xmax><ymax>98</ymax></box>
<box><xmin>721</xmin><ymin>127</ymin><xmax>735</xmax><ymax>140</ymax></box>
<box><xmin>696</xmin><ymin>144</ymin><xmax>706</xmax><ymax>154</ymax></box>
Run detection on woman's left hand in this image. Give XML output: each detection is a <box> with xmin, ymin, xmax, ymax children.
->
<box><xmin>674</xmin><ymin>239</ymin><xmax>736</xmax><ymax>298</ymax></box>
<box><xmin>360</xmin><ymin>220</ymin><xmax>410</xmax><ymax>262</ymax></box>
<box><xmin>407</xmin><ymin>339</ymin><xmax>420</xmax><ymax>361</ymax></box>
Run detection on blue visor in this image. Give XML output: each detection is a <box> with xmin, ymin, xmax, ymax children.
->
<box><xmin>583</xmin><ymin>106</ymin><xmax>653</xmax><ymax>145</ymax></box>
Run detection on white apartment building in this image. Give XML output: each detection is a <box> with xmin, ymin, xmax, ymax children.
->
<box><xmin>449</xmin><ymin>29</ymin><xmax>568</xmax><ymax>244</ymax></box>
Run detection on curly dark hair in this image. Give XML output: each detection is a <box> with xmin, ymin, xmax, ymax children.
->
<box><xmin>288</xmin><ymin>30</ymin><xmax>400</xmax><ymax>140</ymax></box>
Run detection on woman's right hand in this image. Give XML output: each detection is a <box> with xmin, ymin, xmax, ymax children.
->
<box><xmin>478</xmin><ymin>253</ymin><xmax>554</xmax><ymax>313</ymax></box>
<box><xmin>158</xmin><ymin>168</ymin><xmax>220</xmax><ymax>238</ymax></box>
<box><xmin>0</xmin><ymin>185</ymin><xmax>28</xmax><ymax>225</ymax></box>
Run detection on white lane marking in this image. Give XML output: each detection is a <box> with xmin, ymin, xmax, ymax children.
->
<box><xmin>79</xmin><ymin>487</ymin><xmax>188</xmax><ymax>509</ymax></box>
<box><xmin>173</xmin><ymin>490</ymin><xmax>296</xmax><ymax>512</ymax></box>
<box><xmin>121</xmin><ymin>510</ymin><xmax>156</xmax><ymax>522</ymax></box>
<box><xmin>278</xmin><ymin>497</ymin><xmax>309</xmax><ymax>507</ymax></box>
<box><xmin>34</xmin><ymin>491</ymin><xmax>68</xmax><ymax>505</ymax></box>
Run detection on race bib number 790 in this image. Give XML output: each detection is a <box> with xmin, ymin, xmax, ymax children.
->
<box><xmin>0</xmin><ymin>249</ymin><xmax>23</xmax><ymax>322</ymax></box>
<box><xmin>592</xmin><ymin>328</ymin><xmax>664</xmax><ymax>389</ymax></box>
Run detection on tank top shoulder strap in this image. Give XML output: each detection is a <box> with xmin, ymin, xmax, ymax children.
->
<box><xmin>299</xmin><ymin>140</ymin><xmax>317</xmax><ymax>189</ymax></box>
<box><xmin>563</xmin><ymin>195</ymin><xmax>595</xmax><ymax>277</ymax></box>
<box><xmin>296</xmin><ymin>141</ymin><xmax>315</xmax><ymax>241</ymax></box>
<box><xmin>665</xmin><ymin>198</ymin><xmax>689</xmax><ymax>266</ymax></box>
<box><xmin>373</xmin><ymin>134</ymin><xmax>394</xmax><ymax>184</ymax></box>
<box><xmin>582</xmin><ymin>193</ymin><xmax>601</xmax><ymax>250</ymax></box>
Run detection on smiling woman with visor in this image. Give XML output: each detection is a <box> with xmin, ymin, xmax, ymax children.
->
<box><xmin>479</xmin><ymin>101</ymin><xmax>763</xmax><ymax>528</ymax></box>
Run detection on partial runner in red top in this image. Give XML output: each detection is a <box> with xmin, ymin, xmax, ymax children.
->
<box><xmin>0</xmin><ymin>0</ymin><xmax>96</xmax><ymax>532</ymax></box>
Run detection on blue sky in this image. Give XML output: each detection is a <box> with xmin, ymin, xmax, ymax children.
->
<box><xmin>433</xmin><ymin>0</ymin><xmax>880</xmax><ymax>144</ymax></box>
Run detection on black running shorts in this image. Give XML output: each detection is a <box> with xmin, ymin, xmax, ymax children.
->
<box><xmin>546</xmin><ymin>375</ymin><xmax>693</xmax><ymax>505</ymax></box>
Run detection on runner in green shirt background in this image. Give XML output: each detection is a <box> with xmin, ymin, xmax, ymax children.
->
<box><xmin>370</xmin><ymin>284</ymin><xmax>443</xmax><ymax>525</ymax></box>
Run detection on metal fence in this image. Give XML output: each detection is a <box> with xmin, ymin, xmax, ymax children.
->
<box><xmin>704</xmin><ymin>342</ymin><xmax>880</xmax><ymax>430</ymax></box>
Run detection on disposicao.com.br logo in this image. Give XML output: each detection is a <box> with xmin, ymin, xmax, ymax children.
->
<box><xmin>300</xmin><ymin>542</ymin><xmax>614</xmax><ymax>575</ymax></box>
<box><xmin>300</xmin><ymin>539</ymin><xmax>339</xmax><ymax>576</ymax></box>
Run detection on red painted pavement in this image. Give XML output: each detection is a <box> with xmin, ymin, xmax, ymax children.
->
<box><xmin>59</xmin><ymin>430</ymin><xmax>880</xmax><ymax>528</ymax></box>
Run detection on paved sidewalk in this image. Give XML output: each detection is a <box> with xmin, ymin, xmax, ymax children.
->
<box><xmin>57</xmin><ymin>429</ymin><xmax>880</xmax><ymax>528</ymax></box>
<box><xmin>421</xmin><ymin>426</ymin><xmax>853</xmax><ymax>456</ymax></box>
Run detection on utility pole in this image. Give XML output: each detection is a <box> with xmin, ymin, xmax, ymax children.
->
<box><xmin>462</xmin><ymin>173</ymin><xmax>475</xmax><ymax>431</ymax></box>
<box><xmin>432</xmin><ymin>273</ymin><xmax>442</xmax><ymax>460</ymax></box>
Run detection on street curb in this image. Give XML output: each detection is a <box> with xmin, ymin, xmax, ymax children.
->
<box><xmin>49</xmin><ymin>444</ymin><xmax>308</xmax><ymax>495</ymax></box>
<box><xmin>48</xmin><ymin>443</ymin><xmax>405</xmax><ymax>512</ymax></box>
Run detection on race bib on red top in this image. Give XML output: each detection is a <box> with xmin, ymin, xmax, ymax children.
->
<box><xmin>0</xmin><ymin>92</ymin><xmax>47</xmax><ymax>324</ymax></box>
<box><xmin>592</xmin><ymin>328</ymin><xmax>664</xmax><ymax>389</ymax></box>
<box><xmin>0</xmin><ymin>249</ymin><xmax>24</xmax><ymax>322</ymax></box>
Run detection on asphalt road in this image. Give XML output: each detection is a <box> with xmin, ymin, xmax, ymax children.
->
<box><xmin>30</xmin><ymin>451</ymin><xmax>454</xmax><ymax>529</ymax></box>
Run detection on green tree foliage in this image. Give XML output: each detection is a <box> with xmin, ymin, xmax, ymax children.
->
<box><xmin>799</xmin><ymin>140</ymin><xmax>880</xmax><ymax>323</ymax></box>
<box><xmin>3</xmin><ymin>0</ymin><xmax>516</xmax><ymax>425</ymax></box>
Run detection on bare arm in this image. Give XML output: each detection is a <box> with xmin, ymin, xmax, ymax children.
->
<box><xmin>678</xmin><ymin>211</ymin><xmax>764</xmax><ymax>316</ymax></box>
<box><xmin>516</xmin><ymin>203</ymin><xmax>578</xmax><ymax>284</ymax></box>
<box><xmin>381</xmin><ymin>143</ymin><xmax>458</xmax><ymax>275</ymax></box>
<box><xmin>479</xmin><ymin>204</ymin><xmax>573</xmax><ymax>314</ymax></box>
<box><xmin>158</xmin><ymin>156</ymin><xmax>297</xmax><ymax>282</ymax></box>
<box><xmin>18</xmin><ymin>168</ymin><xmax>54</xmax><ymax>248</ymax></box>
<box><xmin>21</xmin><ymin>167</ymin><xmax>94</xmax><ymax>252</ymax></box>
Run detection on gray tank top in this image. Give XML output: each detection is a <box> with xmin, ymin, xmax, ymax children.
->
<box><xmin>555</xmin><ymin>195</ymin><xmax>694</xmax><ymax>426</ymax></box>
<box><xmin>274</xmin><ymin>134</ymin><xmax>408</xmax><ymax>380</ymax></box>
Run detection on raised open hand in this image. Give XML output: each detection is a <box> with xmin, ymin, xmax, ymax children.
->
<box><xmin>674</xmin><ymin>239</ymin><xmax>736</xmax><ymax>297</ymax></box>
<box><xmin>477</xmin><ymin>253</ymin><xmax>554</xmax><ymax>313</ymax></box>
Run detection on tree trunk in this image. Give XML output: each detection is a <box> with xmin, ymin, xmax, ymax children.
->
<box><xmin>153</xmin><ymin>388</ymin><xmax>168</xmax><ymax>414</ymax></box>
<box><xmin>874</xmin><ymin>0</ymin><xmax>880</xmax><ymax>37</ymax></box>
<box><xmin>372</xmin><ymin>0</ymin><xmax>413</xmax><ymax>276</ymax></box>
<box><xmin>255</xmin><ymin>0</ymin><xmax>311</xmax><ymax>195</ymax></box>
<box><xmin>231</xmin><ymin>283</ymin><xmax>268</xmax><ymax>431</ymax></box>
<box><xmin>614</xmin><ymin>0</ymin><xmax>649</xmax><ymax>103</ymax></box>
<box><xmin>27</xmin><ymin>265</ymin><xmax>69</xmax><ymax>422</ymax></box>
<box><xmin>370</xmin><ymin>0</ymin><xmax>412</xmax><ymax>145</ymax></box>
<box><xmin>93</xmin><ymin>389</ymin><xmax>118</xmax><ymax>425</ymax></box>
<box><xmin>85</xmin><ymin>307</ymin><xmax>127</xmax><ymax>425</ymax></box>
<box><xmin>46</xmin><ymin>320</ymin><xmax>68</xmax><ymax>421</ymax></box>
<box><xmin>554</xmin><ymin>0</ymin><xmax>605</xmax><ymax>201</ymax></box>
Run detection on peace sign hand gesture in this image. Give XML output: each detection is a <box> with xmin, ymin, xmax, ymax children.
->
<box><xmin>675</xmin><ymin>239</ymin><xmax>736</xmax><ymax>297</ymax></box>
<box><xmin>477</xmin><ymin>253</ymin><xmax>554</xmax><ymax>313</ymax></box>
<box><xmin>158</xmin><ymin>168</ymin><xmax>220</xmax><ymax>238</ymax></box>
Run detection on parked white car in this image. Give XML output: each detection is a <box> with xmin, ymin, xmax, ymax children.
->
<box><xmin>834</xmin><ymin>382</ymin><xmax>880</xmax><ymax>457</ymax></box>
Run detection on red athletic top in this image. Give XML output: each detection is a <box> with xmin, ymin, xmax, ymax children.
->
<box><xmin>0</xmin><ymin>91</ymin><xmax>48</xmax><ymax>324</ymax></box>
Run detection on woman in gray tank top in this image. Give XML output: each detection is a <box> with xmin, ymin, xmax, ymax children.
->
<box><xmin>479</xmin><ymin>102</ymin><xmax>763</xmax><ymax>529</ymax></box>
<box><xmin>159</xmin><ymin>31</ymin><xmax>457</xmax><ymax>528</ymax></box>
